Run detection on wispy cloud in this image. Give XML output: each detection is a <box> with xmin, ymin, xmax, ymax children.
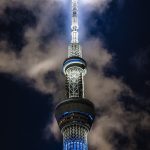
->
<box><xmin>80</xmin><ymin>0</ymin><xmax>112</xmax><ymax>12</ymax></box>
<box><xmin>0</xmin><ymin>0</ymin><xmax>149</xmax><ymax>150</ymax></box>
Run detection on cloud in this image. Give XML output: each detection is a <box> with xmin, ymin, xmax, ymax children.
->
<box><xmin>84</xmin><ymin>41</ymin><xmax>150</xmax><ymax>150</ymax></box>
<box><xmin>0</xmin><ymin>0</ymin><xmax>67</xmax><ymax>95</ymax></box>
<box><xmin>0</xmin><ymin>0</ymin><xmax>149</xmax><ymax>150</ymax></box>
<box><xmin>44</xmin><ymin>115</ymin><xmax>61</xmax><ymax>141</ymax></box>
<box><xmin>80</xmin><ymin>0</ymin><xmax>113</xmax><ymax>13</ymax></box>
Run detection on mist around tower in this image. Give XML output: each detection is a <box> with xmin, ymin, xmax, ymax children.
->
<box><xmin>1</xmin><ymin>0</ymin><xmax>150</xmax><ymax>150</ymax></box>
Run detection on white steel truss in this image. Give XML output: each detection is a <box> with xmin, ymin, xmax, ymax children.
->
<box><xmin>66</xmin><ymin>66</ymin><xmax>84</xmax><ymax>98</ymax></box>
<box><xmin>68</xmin><ymin>43</ymin><xmax>82</xmax><ymax>58</ymax></box>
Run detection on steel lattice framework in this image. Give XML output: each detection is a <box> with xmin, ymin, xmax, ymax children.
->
<box><xmin>55</xmin><ymin>0</ymin><xmax>95</xmax><ymax>150</ymax></box>
<box><xmin>66</xmin><ymin>66</ymin><xmax>84</xmax><ymax>98</ymax></box>
<box><xmin>66</xmin><ymin>0</ymin><xmax>85</xmax><ymax>99</ymax></box>
<box><xmin>63</xmin><ymin>125</ymin><xmax>88</xmax><ymax>150</ymax></box>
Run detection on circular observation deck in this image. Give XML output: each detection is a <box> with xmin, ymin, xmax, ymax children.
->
<box><xmin>55</xmin><ymin>98</ymin><xmax>95</xmax><ymax>131</ymax></box>
<box><xmin>63</xmin><ymin>57</ymin><xmax>87</xmax><ymax>75</ymax></box>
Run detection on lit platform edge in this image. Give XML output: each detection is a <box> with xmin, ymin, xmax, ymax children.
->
<box><xmin>63</xmin><ymin>57</ymin><xmax>87</xmax><ymax>74</ymax></box>
<box><xmin>55</xmin><ymin>98</ymin><xmax>95</xmax><ymax>130</ymax></box>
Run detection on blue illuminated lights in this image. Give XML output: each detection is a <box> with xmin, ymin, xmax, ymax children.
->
<box><xmin>60</xmin><ymin>111</ymin><xmax>94</xmax><ymax>121</ymax></box>
<box><xmin>64</xmin><ymin>140</ymin><xmax>87</xmax><ymax>150</ymax></box>
<box><xmin>64</xmin><ymin>58</ymin><xmax>85</xmax><ymax>66</ymax></box>
<box><xmin>63</xmin><ymin>125</ymin><xmax>88</xmax><ymax>150</ymax></box>
<box><xmin>63</xmin><ymin>58</ymin><xmax>86</xmax><ymax>74</ymax></box>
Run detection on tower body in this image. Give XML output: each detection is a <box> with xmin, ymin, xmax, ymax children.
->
<box><xmin>55</xmin><ymin>0</ymin><xmax>95</xmax><ymax>149</ymax></box>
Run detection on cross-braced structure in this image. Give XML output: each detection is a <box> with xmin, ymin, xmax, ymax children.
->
<box><xmin>55</xmin><ymin>0</ymin><xmax>95</xmax><ymax>149</ymax></box>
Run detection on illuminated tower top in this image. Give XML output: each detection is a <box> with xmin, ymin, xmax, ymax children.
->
<box><xmin>68</xmin><ymin>0</ymin><xmax>82</xmax><ymax>58</ymax></box>
<box><xmin>55</xmin><ymin>0</ymin><xmax>95</xmax><ymax>149</ymax></box>
<box><xmin>64</xmin><ymin>0</ymin><xmax>86</xmax><ymax>98</ymax></box>
<box><xmin>71</xmin><ymin>0</ymin><xmax>79</xmax><ymax>43</ymax></box>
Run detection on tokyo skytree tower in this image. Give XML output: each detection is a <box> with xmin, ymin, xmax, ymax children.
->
<box><xmin>55</xmin><ymin>0</ymin><xmax>95</xmax><ymax>150</ymax></box>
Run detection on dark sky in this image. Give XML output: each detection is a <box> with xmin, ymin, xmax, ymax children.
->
<box><xmin>1</xmin><ymin>0</ymin><xmax>150</xmax><ymax>150</ymax></box>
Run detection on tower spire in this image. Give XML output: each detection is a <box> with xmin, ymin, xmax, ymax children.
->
<box><xmin>55</xmin><ymin>0</ymin><xmax>95</xmax><ymax>149</ymax></box>
<box><xmin>68</xmin><ymin>0</ymin><xmax>82</xmax><ymax>58</ymax></box>
<box><xmin>71</xmin><ymin>0</ymin><xmax>79</xmax><ymax>43</ymax></box>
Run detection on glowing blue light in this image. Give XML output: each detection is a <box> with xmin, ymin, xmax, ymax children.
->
<box><xmin>60</xmin><ymin>111</ymin><xmax>94</xmax><ymax>121</ymax></box>
<box><xmin>64</xmin><ymin>139</ymin><xmax>87</xmax><ymax>150</ymax></box>
<box><xmin>64</xmin><ymin>58</ymin><xmax>85</xmax><ymax>66</ymax></box>
<box><xmin>63</xmin><ymin>125</ymin><xmax>88</xmax><ymax>150</ymax></box>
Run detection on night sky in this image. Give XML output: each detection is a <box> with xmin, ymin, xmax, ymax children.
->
<box><xmin>1</xmin><ymin>0</ymin><xmax>150</xmax><ymax>150</ymax></box>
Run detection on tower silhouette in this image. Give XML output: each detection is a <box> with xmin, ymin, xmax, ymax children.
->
<box><xmin>55</xmin><ymin>0</ymin><xmax>95</xmax><ymax>149</ymax></box>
